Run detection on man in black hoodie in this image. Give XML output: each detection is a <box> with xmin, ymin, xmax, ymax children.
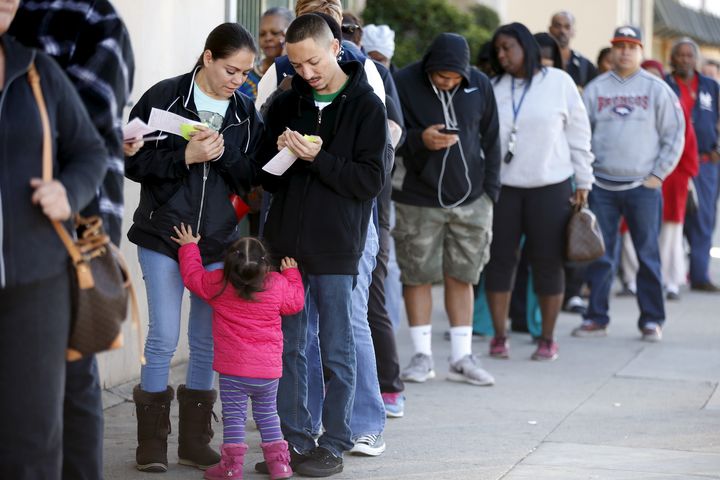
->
<box><xmin>256</xmin><ymin>14</ymin><xmax>386</xmax><ymax>477</ymax></box>
<box><xmin>393</xmin><ymin>33</ymin><xmax>501</xmax><ymax>387</ymax></box>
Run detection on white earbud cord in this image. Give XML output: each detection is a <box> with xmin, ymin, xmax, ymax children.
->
<box><xmin>431</xmin><ymin>79</ymin><xmax>472</xmax><ymax>209</ymax></box>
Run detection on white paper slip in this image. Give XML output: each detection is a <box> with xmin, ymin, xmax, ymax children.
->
<box><xmin>262</xmin><ymin>147</ymin><xmax>298</xmax><ymax>176</ymax></box>
<box><xmin>123</xmin><ymin>117</ymin><xmax>156</xmax><ymax>141</ymax></box>
<box><xmin>148</xmin><ymin>108</ymin><xmax>204</xmax><ymax>138</ymax></box>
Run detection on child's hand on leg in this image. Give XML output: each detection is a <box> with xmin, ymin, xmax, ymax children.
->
<box><xmin>171</xmin><ymin>223</ymin><xmax>201</xmax><ymax>246</ymax></box>
<box><xmin>280</xmin><ymin>257</ymin><xmax>298</xmax><ymax>271</ymax></box>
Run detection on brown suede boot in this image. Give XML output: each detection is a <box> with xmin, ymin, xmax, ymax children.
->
<box><xmin>133</xmin><ymin>385</ymin><xmax>174</xmax><ymax>473</ymax></box>
<box><xmin>177</xmin><ymin>384</ymin><xmax>221</xmax><ymax>470</ymax></box>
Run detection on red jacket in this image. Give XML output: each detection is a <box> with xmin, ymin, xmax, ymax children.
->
<box><xmin>179</xmin><ymin>244</ymin><xmax>305</xmax><ymax>378</ymax></box>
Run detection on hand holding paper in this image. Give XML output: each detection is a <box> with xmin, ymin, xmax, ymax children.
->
<box><xmin>282</xmin><ymin>129</ymin><xmax>322</xmax><ymax>162</ymax></box>
<box><xmin>185</xmin><ymin>126</ymin><xmax>224</xmax><ymax>165</ymax></box>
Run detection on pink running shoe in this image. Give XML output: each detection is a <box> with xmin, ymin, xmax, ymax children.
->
<box><xmin>531</xmin><ymin>338</ymin><xmax>559</xmax><ymax>361</ymax></box>
<box><xmin>489</xmin><ymin>336</ymin><xmax>509</xmax><ymax>359</ymax></box>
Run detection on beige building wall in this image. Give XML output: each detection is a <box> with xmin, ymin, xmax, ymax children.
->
<box><xmin>475</xmin><ymin>0</ymin><xmax>655</xmax><ymax>62</ymax></box>
<box><xmin>96</xmin><ymin>0</ymin><xmax>226</xmax><ymax>388</ymax></box>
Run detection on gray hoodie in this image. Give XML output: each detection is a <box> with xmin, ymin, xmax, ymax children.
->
<box><xmin>583</xmin><ymin>69</ymin><xmax>684</xmax><ymax>184</ymax></box>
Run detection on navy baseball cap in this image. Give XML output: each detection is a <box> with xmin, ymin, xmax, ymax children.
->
<box><xmin>611</xmin><ymin>26</ymin><xmax>642</xmax><ymax>46</ymax></box>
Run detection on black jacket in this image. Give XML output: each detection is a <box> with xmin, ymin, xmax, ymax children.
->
<box><xmin>393</xmin><ymin>33</ymin><xmax>501</xmax><ymax>207</ymax></box>
<box><xmin>257</xmin><ymin>61</ymin><xmax>386</xmax><ymax>275</ymax></box>
<box><xmin>0</xmin><ymin>35</ymin><xmax>108</xmax><ymax>288</ymax></box>
<box><xmin>566</xmin><ymin>50</ymin><xmax>598</xmax><ymax>88</ymax></box>
<box><xmin>126</xmin><ymin>67</ymin><xmax>263</xmax><ymax>264</ymax></box>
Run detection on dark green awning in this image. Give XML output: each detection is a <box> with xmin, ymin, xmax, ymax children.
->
<box><xmin>655</xmin><ymin>0</ymin><xmax>720</xmax><ymax>46</ymax></box>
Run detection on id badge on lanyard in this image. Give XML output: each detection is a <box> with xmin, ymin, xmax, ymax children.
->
<box><xmin>505</xmin><ymin>77</ymin><xmax>529</xmax><ymax>164</ymax></box>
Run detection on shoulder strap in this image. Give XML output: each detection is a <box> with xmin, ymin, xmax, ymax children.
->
<box><xmin>27</xmin><ymin>62</ymin><xmax>95</xmax><ymax>289</ymax></box>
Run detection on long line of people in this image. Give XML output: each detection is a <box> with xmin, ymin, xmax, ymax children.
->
<box><xmin>2</xmin><ymin>1</ymin><xmax>719</xmax><ymax>479</ymax></box>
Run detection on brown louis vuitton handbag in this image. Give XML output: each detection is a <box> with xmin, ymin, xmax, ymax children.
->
<box><xmin>566</xmin><ymin>202</ymin><xmax>605</xmax><ymax>263</ymax></box>
<box><xmin>28</xmin><ymin>62</ymin><xmax>144</xmax><ymax>362</ymax></box>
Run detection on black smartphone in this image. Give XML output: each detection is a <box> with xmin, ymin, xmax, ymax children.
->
<box><xmin>439</xmin><ymin>126</ymin><xmax>460</xmax><ymax>135</ymax></box>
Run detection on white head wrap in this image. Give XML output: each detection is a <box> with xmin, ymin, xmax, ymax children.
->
<box><xmin>362</xmin><ymin>24</ymin><xmax>395</xmax><ymax>60</ymax></box>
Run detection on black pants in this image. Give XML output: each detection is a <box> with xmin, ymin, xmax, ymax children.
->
<box><xmin>0</xmin><ymin>273</ymin><xmax>70</xmax><ymax>480</ymax></box>
<box><xmin>485</xmin><ymin>179</ymin><xmax>573</xmax><ymax>296</ymax></box>
<box><xmin>63</xmin><ymin>355</ymin><xmax>103</xmax><ymax>480</ymax></box>
<box><xmin>563</xmin><ymin>264</ymin><xmax>587</xmax><ymax>300</ymax></box>
<box><xmin>368</xmin><ymin>181</ymin><xmax>404</xmax><ymax>394</ymax></box>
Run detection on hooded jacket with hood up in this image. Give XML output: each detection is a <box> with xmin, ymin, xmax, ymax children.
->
<box><xmin>125</xmin><ymin>67</ymin><xmax>263</xmax><ymax>265</ymax></box>
<box><xmin>393</xmin><ymin>33</ymin><xmax>502</xmax><ymax>208</ymax></box>
<box><xmin>257</xmin><ymin>61</ymin><xmax>386</xmax><ymax>275</ymax></box>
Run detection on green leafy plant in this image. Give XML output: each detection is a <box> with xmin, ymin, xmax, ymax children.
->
<box><xmin>362</xmin><ymin>0</ymin><xmax>499</xmax><ymax>68</ymax></box>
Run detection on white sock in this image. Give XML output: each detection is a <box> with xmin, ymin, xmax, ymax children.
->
<box><xmin>450</xmin><ymin>326</ymin><xmax>473</xmax><ymax>363</ymax></box>
<box><xmin>409</xmin><ymin>325</ymin><xmax>432</xmax><ymax>356</ymax></box>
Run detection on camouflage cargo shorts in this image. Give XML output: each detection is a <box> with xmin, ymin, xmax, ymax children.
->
<box><xmin>392</xmin><ymin>194</ymin><xmax>493</xmax><ymax>285</ymax></box>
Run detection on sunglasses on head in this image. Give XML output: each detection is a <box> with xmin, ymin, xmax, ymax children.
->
<box><xmin>341</xmin><ymin>23</ymin><xmax>361</xmax><ymax>34</ymax></box>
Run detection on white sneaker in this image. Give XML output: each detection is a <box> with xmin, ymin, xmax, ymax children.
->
<box><xmin>641</xmin><ymin>322</ymin><xmax>663</xmax><ymax>342</ymax></box>
<box><xmin>447</xmin><ymin>354</ymin><xmax>495</xmax><ymax>386</ymax></box>
<box><xmin>349</xmin><ymin>434</ymin><xmax>386</xmax><ymax>456</ymax></box>
<box><xmin>400</xmin><ymin>353</ymin><xmax>435</xmax><ymax>383</ymax></box>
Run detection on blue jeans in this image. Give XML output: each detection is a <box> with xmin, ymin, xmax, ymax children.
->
<box><xmin>138</xmin><ymin>247</ymin><xmax>221</xmax><ymax>392</ymax></box>
<box><xmin>348</xmin><ymin>220</ymin><xmax>385</xmax><ymax>438</ymax></box>
<box><xmin>685</xmin><ymin>161</ymin><xmax>720</xmax><ymax>284</ymax></box>
<box><xmin>584</xmin><ymin>185</ymin><xmax>665</xmax><ymax>328</ymax></box>
<box><xmin>305</xmin><ymin>297</ymin><xmax>323</xmax><ymax>436</ymax></box>
<box><xmin>305</xmin><ymin>221</ymin><xmax>385</xmax><ymax>438</ymax></box>
<box><xmin>278</xmin><ymin>274</ymin><xmax>356</xmax><ymax>457</ymax></box>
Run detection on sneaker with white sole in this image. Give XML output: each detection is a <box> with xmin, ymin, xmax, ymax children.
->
<box><xmin>641</xmin><ymin>322</ymin><xmax>662</xmax><ymax>342</ymax></box>
<box><xmin>349</xmin><ymin>434</ymin><xmax>386</xmax><ymax>456</ymax></box>
<box><xmin>400</xmin><ymin>353</ymin><xmax>435</xmax><ymax>383</ymax></box>
<box><xmin>571</xmin><ymin>320</ymin><xmax>608</xmax><ymax>337</ymax></box>
<box><xmin>563</xmin><ymin>295</ymin><xmax>587</xmax><ymax>315</ymax></box>
<box><xmin>447</xmin><ymin>354</ymin><xmax>495</xmax><ymax>386</ymax></box>
<box><xmin>381</xmin><ymin>392</ymin><xmax>404</xmax><ymax>418</ymax></box>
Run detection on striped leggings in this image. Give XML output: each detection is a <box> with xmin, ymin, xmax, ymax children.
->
<box><xmin>219</xmin><ymin>374</ymin><xmax>283</xmax><ymax>444</ymax></box>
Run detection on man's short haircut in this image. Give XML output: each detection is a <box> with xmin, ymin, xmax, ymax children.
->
<box><xmin>286</xmin><ymin>13</ymin><xmax>334</xmax><ymax>46</ymax></box>
<box><xmin>671</xmin><ymin>37</ymin><xmax>700</xmax><ymax>60</ymax></box>
<box><xmin>551</xmin><ymin>11</ymin><xmax>575</xmax><ymax>25</ymax></box>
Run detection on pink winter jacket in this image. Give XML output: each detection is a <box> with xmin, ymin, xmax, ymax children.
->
<box><xmin>178</xmin><ymin>244</ymin><xmax>305</xmax><ymax>378</ymax></box>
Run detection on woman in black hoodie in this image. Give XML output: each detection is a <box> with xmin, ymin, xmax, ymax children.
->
<box><xmin>125</xmin><ymin>23</ymin><xmax>263</xmax><ymax>473</ymax></box>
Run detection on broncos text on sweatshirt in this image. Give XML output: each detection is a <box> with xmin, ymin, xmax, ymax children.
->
<box><xmin>583</xmin><ymin>69</ymin><xmax>685</xmax><ymax>186</ymax></box>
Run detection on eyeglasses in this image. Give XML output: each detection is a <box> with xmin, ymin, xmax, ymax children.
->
<box><xmin>341</xmin><ymin>23</ymin><xmax>361</xmax><ymax>34</ymax></box>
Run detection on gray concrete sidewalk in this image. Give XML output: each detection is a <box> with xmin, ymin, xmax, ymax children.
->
<box><xmin>103</xmin><ymin>278</ymin><xmax>720</xmax><ymax>479</ymax></box>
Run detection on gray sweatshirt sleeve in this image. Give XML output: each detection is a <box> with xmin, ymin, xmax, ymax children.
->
<box><xmin>582</xmin><ymin>82</ymin><xmax>597</xmax><ymax>131</ymax></box>
<box><xmin>652</xmin><ymin>81</ymin><xmax>685</xmax><ymax>180</ymax></box>
<box><xmin>566</xmin><ymin>81</ymin><xmax>595</xmax><ymax>190</ymax></box>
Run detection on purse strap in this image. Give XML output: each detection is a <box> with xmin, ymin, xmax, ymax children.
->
<box><xmin>27</xmin><ymin>62</ymin><xmax>95</xmax><ymax>290</ymax></box>
<box><xmin>28</xmin><ymin>62</ymin><xmax>145</xmax><ymax>365</ymax></box>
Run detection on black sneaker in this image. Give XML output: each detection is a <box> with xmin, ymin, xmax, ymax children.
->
<box><xmin>295</xmin><ymin>446</ymin><xmax>343</xmax><ymax>477</ymax></box>
<box><xmin>255</xmin><ymin>445</ymin><xmax>308</xmax><ymax>473</ymax></box>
